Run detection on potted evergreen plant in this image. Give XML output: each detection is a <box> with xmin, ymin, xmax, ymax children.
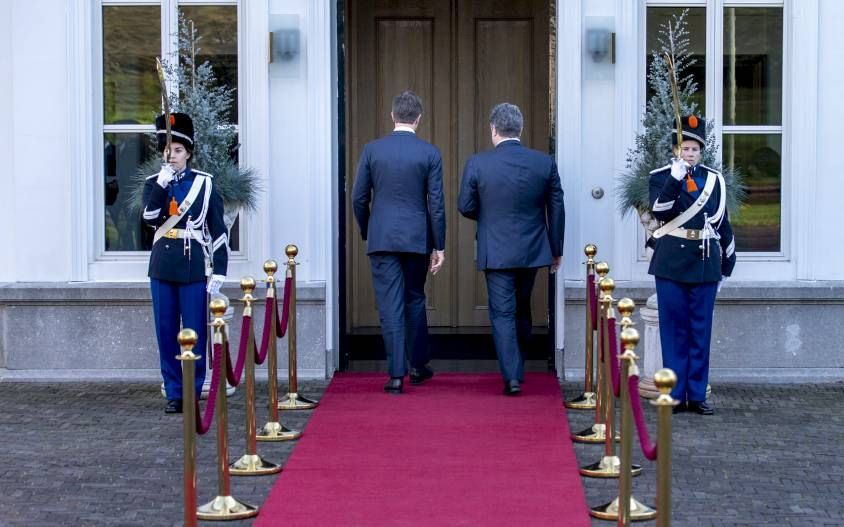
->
<box><xmin>130</xmin><ymin>16</ymin><xmax>261</xmax><ymax>229</ymax></box>
<box><xmin>616</xmin><ymin>10</ymin><xmax>744</xmax><ymax>243</ymax></box>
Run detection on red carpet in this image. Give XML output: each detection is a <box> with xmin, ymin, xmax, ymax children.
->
<box><xmin>255</xmin><ymin>373</ymin><xmax>590</xmax><ymax>526</ymax></box>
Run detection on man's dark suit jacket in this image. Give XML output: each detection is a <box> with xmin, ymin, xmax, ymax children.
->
<box><xmin>352</xmin><ymin>131</ymin><xmax>446</xmax><ymax>255</ymax></box>
<box><xmin>458</xmin><ymin>140</ymin><xmax>565</xmax><ymax>270</ymax></box>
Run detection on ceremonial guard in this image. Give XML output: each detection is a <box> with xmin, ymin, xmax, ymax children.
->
<box><xmin>142</xmin><ymin>113</ymin><xmax>229</xmax><ymax>413</ymax></box>
<box><xmin>648</xmin><ymin>115</ymin><xmax>736</xmax><ymax>415</ymax></box>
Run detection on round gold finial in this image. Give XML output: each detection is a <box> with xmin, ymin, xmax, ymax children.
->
<box><xmin>285</xmin><ymin>244</ymin><xmax>298</xmax><ymax>259</ymax></box>
<box><xmin>598</xmin><ymin>277</ymin><xmax>615</xmax><ymax>294</ymax></box>
<box><xmin>617</xmin><ymin>297</ymin><xmax>635</xmax><ymax>318</ymax></box>
<box><xmin>584</xmin><ymin>244</ymin><xmax>597</xmax><ymax>258</ymax></box>
<box><xmin>654</xmin><ymin>368</ymin><xmax>677</xmax><ymax>393</ymax></box>
<box><xmin>240</xmin><ymin>276</ymin><xmax>256</xmax><ymax>294</ymax></box>
<box><xmin>620</xmin><ymin>327</ymin><xmax>640</xmax><ymax>348</ymax></box>
<box><xmin>263</xmin><ymin>259</ymin><xmax>278</xmax><ymax>276</ymax></box>
<box><xmin>595</xmin><ymin>261</ymin><xmax>610</xmax><ymax>277</ymax></box>
<box><xmin>177</xmin><ymin>328</ymin><xmax>198</xmax><ymax>349</ymax></box>
<box><xmin>209</xmin><ymin>297</ymin><xmax>227</xmax><ymax>317</ymax></box>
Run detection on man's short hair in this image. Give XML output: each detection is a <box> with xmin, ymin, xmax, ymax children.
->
<box><xmin>392</xmin><ymin>91</ymin><xmax>423</xmax><ymax>124</ymax></box>
<box><xmin>489</xmin><ymin>103</ymin><xmax>523</xmax><ymax>138</ymax></box>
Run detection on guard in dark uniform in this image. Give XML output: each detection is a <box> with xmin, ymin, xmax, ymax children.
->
<box><xmin>648</xmin><ymin>115</ymin><xmax>736</xmax><ymax>415</ymax></box>
<box><xmin>142</xmin><ymin>113</ymin><xmax>228</xmax><ymax>413</ymax></box>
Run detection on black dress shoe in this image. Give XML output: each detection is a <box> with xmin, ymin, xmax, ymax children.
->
<box><xmin>165</xmin><ymin>399</ymin><xmax>183</xmax><ymax>414</ymax></box>
<box><xmin>409</xmin><ymin>365</ymin><xmax>434</xmax><ymax>385</ymax></box>
<box><xmin>503</xmin><ymin>380</ymin><xmax>521</xmax><ymax>396</ymax></box>
<box><xmin>672</xmin><ymin>402</ymin><xmax>688</xmax><ymax>414</ymax></box>
<box><xmin>688</xmin><ymin>400</ymin><xmax>714</xmax><ymax>415</ymax></box>
<box><xmin>383</xmin><ymin>377</ymin><xmax>403</xmax><ymax>394</ymax></box>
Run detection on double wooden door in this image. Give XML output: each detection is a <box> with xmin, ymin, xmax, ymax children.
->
<box><xmin>346</xmin><ymin>0</ymin><xmax>551</xmax><ymax>331</ymax></box>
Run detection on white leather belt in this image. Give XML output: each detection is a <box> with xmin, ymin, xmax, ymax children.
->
<box><xmin>666</xmin><ymin>227</ymin><xmax>704</xmax><ymax>240</ymax></box>
<box><xmin>160</xmin><ymin>228</ymin><xmax>204</xmax><ymax>242</ymax></box>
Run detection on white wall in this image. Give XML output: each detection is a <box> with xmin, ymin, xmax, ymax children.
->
<box><xmin>266</xmin><ymin>0</ymin><xmax>333</xmax><ymax>286</ymax></box>
<box><xmin>0</xmin><ymin>0</ymin><xmax>16</xmax><ymax>281</ymax></box>
<box><xmin>814</xmin><ymin>0</ymin><xmax>844</xmax><ymax>279</ymax></box>
<box><xmin>9</xmin><ymin>1</ymin><xmax>72</xmax><ymax>281</ymax></box>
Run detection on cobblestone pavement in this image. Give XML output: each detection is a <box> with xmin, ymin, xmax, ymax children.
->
<box><xmin>563</xmin><ymin>381</ymin><xmax>844</xmax><ymax>527</ymax></box>
<box><xmin>0</xmin><ymin>379</ymin><xmax>842</xmax><ymax>526</ymax></box>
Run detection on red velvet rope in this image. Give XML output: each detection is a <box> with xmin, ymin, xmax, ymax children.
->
<box><xmin>608</xmin><ymin>318</ymin><xmax>621</xmax><ymax>397</ymax></box>
<box><xmin>255</xmin><ymin>295</ymin><xmax>275</xmax><ymax>365</ymax></box>
<box><xmin>277</xmin><ymin>276</ymin><xmax>292</xmax><ymax>338</ymax></box>
<box><xmin>225</xmin><ymin>319</ymin><xmax>249</xmax><ymax>387</ymax></box>
<box><xmin>628</xmin><ymin>374</ymin><xmax>658</xmax><ymax>461</ymax></box>
<box><xmin>252</xmin><ymin>276</ymin><xmax>292</xmax><ymax>366</ymax></box>
<box><xmin>195</xmin><ymin>341</ymin><xmax>223</xmax><ymax>435</ymax></box>
<box><xmin>588</xmin><ymin>274</ymin><xmax>597</xmax><ymax>331</ymax></box>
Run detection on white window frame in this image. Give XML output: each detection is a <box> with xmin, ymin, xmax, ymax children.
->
<box><xmin>636</xmin><ymin>0</ymin><xmax>804</xmax><ymax>282</ymax></box>
<box><xmin>89</xmin><ymin>0</ymin><xmax>245</xmax><ymax>280</ymax></box>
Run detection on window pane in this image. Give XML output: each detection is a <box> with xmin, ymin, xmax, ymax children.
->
<box><xmin>179</xmin><ymin>5</ymin><xmax>239</xmax><ymax>122</ymax></box>
<box><xmin>724</xmin><ymin>134</ymin><xmax>782</xmax><ymax>252</ymax></box>
<box><xmin>723</xmin><ymin>7</ymin><xmax>783</xmax><ymax>125</ymax></box>
<box><xmin>104</xmin><ymin>133</ymin><xmax>155</xmax><ymax>252</ymax></box>
<box><xmin>646</xmin><ymin>8</ymin><xmax>706</xmax><ymax>115</ymax></box>
<box><xmin>103</xmin><ymin>6</ymin><xmax>161</xmax><ymax>125</ymax></box>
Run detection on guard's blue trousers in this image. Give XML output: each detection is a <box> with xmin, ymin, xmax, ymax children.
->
<box><xmin>655</xmin><ymin>277</ymin><xmax>718</xmax><ymax>403</ymax></box>
<box><xmin>150</xmin><ymin>278</ymin><xmax>207</xmax><ymax>401</ymax></box>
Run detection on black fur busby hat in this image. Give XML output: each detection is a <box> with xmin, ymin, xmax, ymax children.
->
<box><xmin>155</xmin><ymin>112</ymin><xmax>195</xmax><ymax>152</ymax></box>
<box><xmin>671</xmin><ymin>114</ymin><xmax>706</xmax><ymax>149</ymax></box>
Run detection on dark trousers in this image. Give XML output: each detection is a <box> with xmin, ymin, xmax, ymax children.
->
<box><xmin>369</xmin><ymin>252</ymin><xmax>430</xmax><ymax>378</ymax></box>
<box><xmin>485</xmin><ymin>268</ymin><xmax>538</xmax><ymax>382</ymax></box>
<box><xmin>655</xmin><ymin>277</ymin><xmax>718</xmax><ymax>403</ymax></box>
<box><xmin>150</xmin><ymin>278</ymin><xmax>207</xmax><ymax>400</ymax></box>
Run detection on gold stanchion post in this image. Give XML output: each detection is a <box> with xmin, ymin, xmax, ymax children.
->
<box><xmin>278</xmin><ymin>245</ymin><xmax>319</xmax><ymax>411</ymax></box>
<box><xmin>566</xmin><ymin>244</ymin><xmax>598</xmax><ymax>410</ymax></box>
<box><xmin>257</xmin><ymin>260</ymin><xmax>301</xmax><ymax>441</ymax></box>
<box><xmin>653</xmin><ymin>368</ymin><xmax>677</xmax><ymax>527</ymax></box>
<box><xmin>230</xmin><ymin>277</ymin><xmax>283</xmax><ymax>476</ymax></box>
<box><xmin>572</xmin><ymin>261</ymin><xmax>610</xmax><ymax>443</ymax></box>
<box><xmin>592</xmin><ymin>326</ymin><xmax>657</xmax><ymax>523</ymax></box>
<box><xmin>177</xmin><ymin>329</ymin><xmax>200</xmax><ymax>527</ymax></box>
<box><xmin>197</xmin><ymin>299</ymin><xmax>259</xmax><ymax>520</ymax></box>
<box><xmin>582</xmin><ymin>282</ymin><xmax>641</xmax><ymax>479</ymax></box>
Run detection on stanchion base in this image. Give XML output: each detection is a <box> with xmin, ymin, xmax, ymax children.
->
<box><xmin>256</xmin><ymin>421</ymin><xmax>302</xmax><ymax>442</ymax></box>
<box><xmin>590</xmin><ymin>495</ymin><xmax>657</xmax><ymax>521</ymax></box>
<box><xmin>196</xmin><ymin>495</ymin><xmax>259</xmax><ymax>521</ymax></box>
<box><xmin>572</xmin><ymin>423</ymin><xmax>606</xmax><ymax>443</ymax></box>
<box><xmin>278</xmin><ymin>392</ymin><xmax>319</xmax><ymax>411</ymax></box>
<box><xmin>565</xmin><ymin>391</ymin><xmax>597</xmax><ymax>410</ymax></box>
<box><xmin>229</xmin><ymin>453</ymin><xmax>283</xmax><ymax>476</ymax></box>
<box><xmin>580</xmin><ymin>455</ymin><xmax>643</xmax><ymax>478</ymax></box>
<box><xmin>571</xmin><ymin>424</ymin><xmax>621</xmax><ymax>444</ymax></box>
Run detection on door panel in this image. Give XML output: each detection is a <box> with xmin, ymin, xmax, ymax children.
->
<box><xmin>348</xmin><ymin>0</ymin><xmax>453</xmax><ymax>328</ymax></box>
<box><xmin>456</xmin><ymin>0</ymin><xmax>550</xmax><ymax>327</ymax></box>
<box><xmin>347</xmin><ymin>0</ymin><xmax>550</xmax><ymax>332</ymax></box>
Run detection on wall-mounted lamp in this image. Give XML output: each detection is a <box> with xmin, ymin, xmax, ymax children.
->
<box><xmin>586</xmin><ymin>28</ymin><xmax>615</xmax><ymax>64</ymax></box>
<box><xmin>583</xmin><ymin>17</ymin><xmax>615</xmax><ymax>81</ymax></box>
<box><xmin>270</xmin><ymin>28</ymin><xmax>300</xmax><ymax>63</ymax></box>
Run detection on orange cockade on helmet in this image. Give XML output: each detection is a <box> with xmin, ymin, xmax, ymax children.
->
<box><xmin>688</xmin><ymin>115</ymin><xmax>698</xmax><ymax>128</ymax></box>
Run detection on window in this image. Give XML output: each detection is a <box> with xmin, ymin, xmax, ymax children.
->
<box><xmin>99</xmin><ymin>1</ymin><xmax>239</xmax><ymax>253</ymax></box>
<box><xmin>645</xmin><ymin>2</ymin><xmax>784</xmax><ymax>254</ymax></box>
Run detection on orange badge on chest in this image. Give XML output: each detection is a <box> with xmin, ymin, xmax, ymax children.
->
<box><xmin>169</xmin><ymin>196</ymin><xmax>178</xmax><ymax>216</ymax></box>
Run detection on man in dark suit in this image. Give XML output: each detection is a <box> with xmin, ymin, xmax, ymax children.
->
<box><xmin>352</xmin><ymin>91</ymin><xmax>446</xmax><ymax>394</ymax></box>
<box><xmin>458</xmin><ymin>103</ymin><xmax>565</xmax><ymax>395</ymax></box>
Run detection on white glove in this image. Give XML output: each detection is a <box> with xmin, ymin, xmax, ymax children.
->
<box><xmin>207</xmin><ymin>274</ymin><xmax>225</xmax><ymax>295</ymax></box>
<box><xmin>670</xmin><ymin>158</ymin><xmax>689</xmax><ymax>181</ymax></box>
<box><xmin>156</xmin><ymin>164</ymin><xmax>175</xmax><ymax>188</ymax></box>
<box><xmin>717</xmin><ymin>275</ymin><xmax>727</xmax><ymax>293</ymax></box>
